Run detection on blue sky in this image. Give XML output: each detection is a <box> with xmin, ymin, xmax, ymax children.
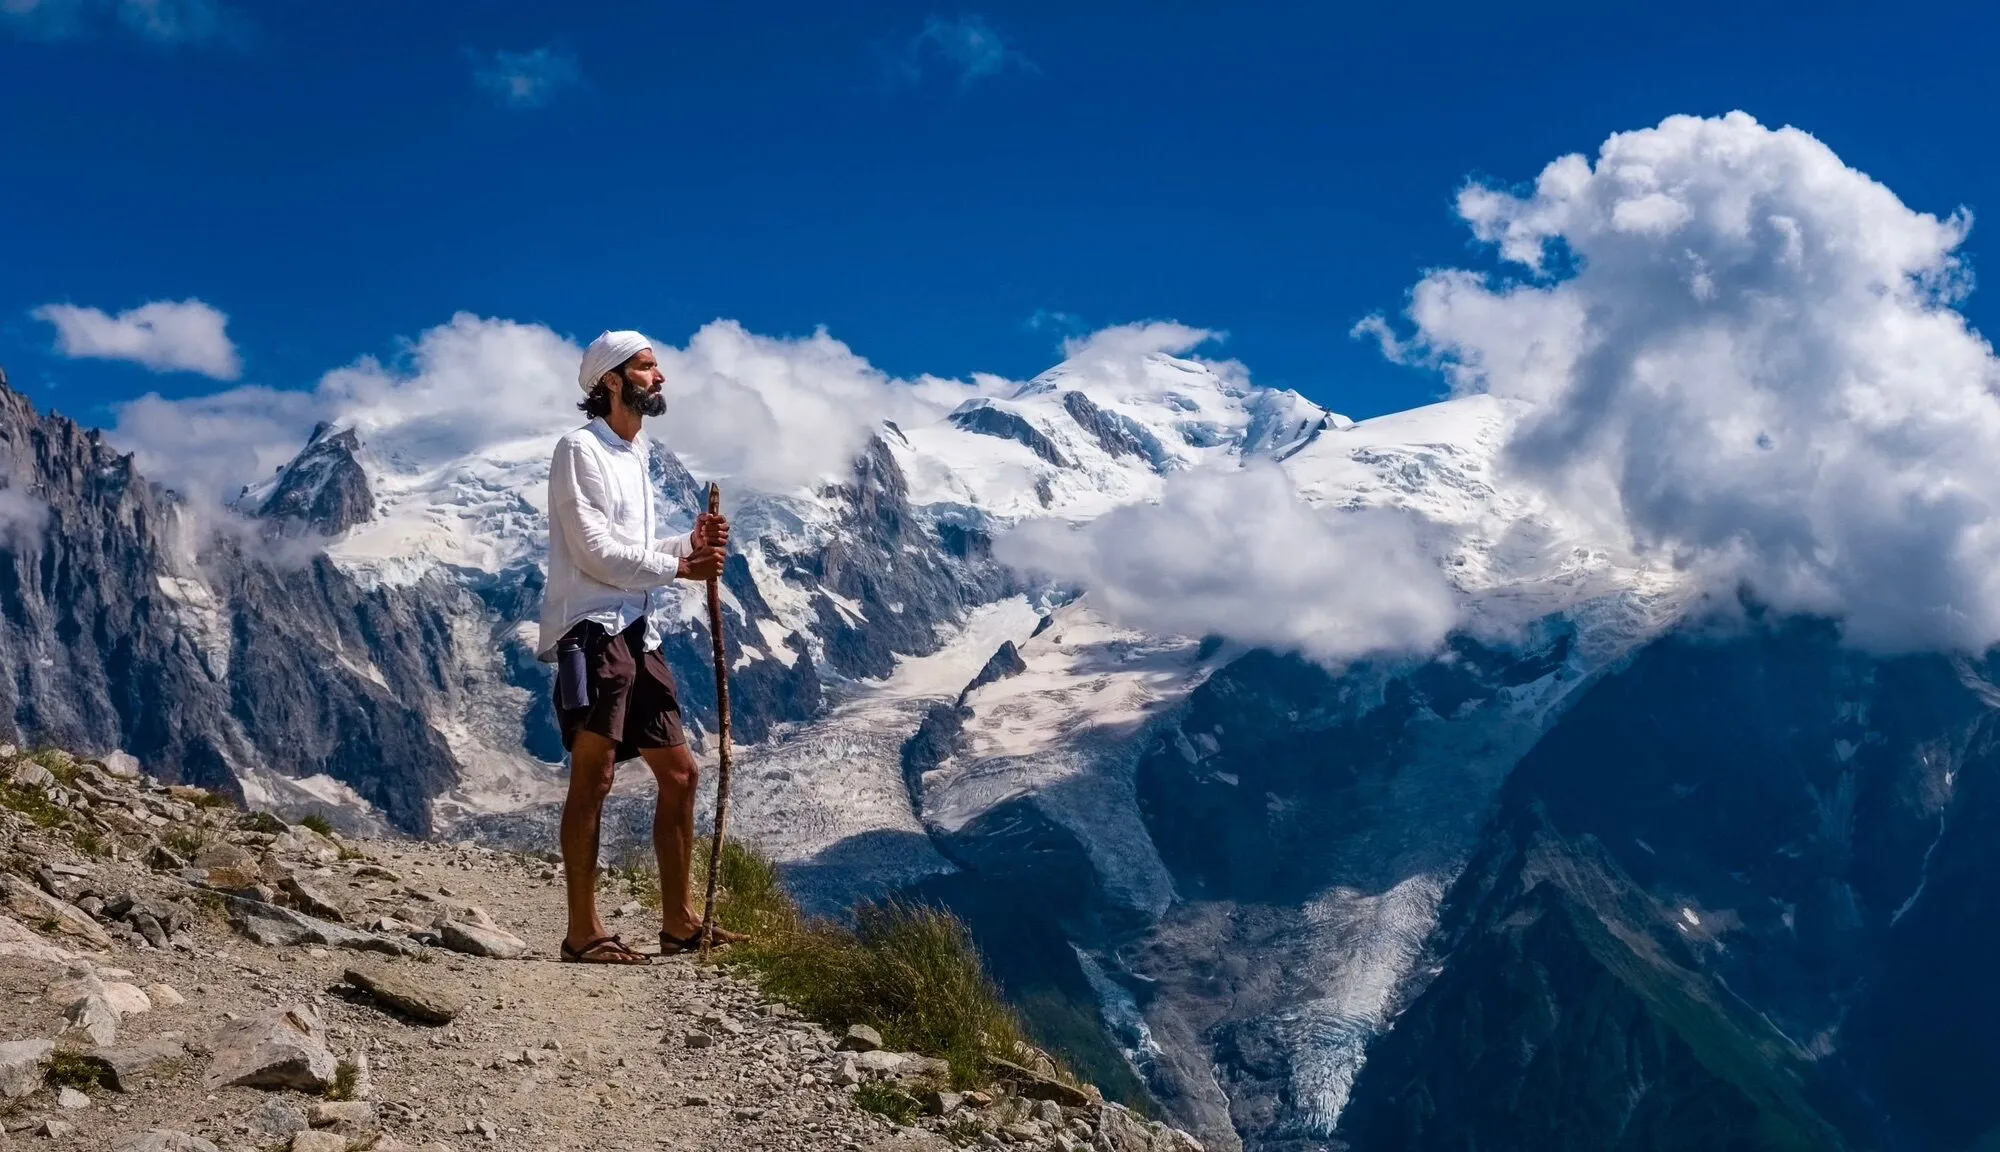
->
<box><xmin>3</xmin><ymin>0</ymin><xmax>1996</xmax><ymax>435</ymax></box>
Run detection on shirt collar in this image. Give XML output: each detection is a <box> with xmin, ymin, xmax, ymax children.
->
<box><xmin>584</xmin><ymin>417</ymin><xmax>649</xmax><ymax>456</ymax></box>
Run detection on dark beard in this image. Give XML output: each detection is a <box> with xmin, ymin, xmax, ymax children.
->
<box><xmin>620</xmin><ymin>375</ymin><xmax>666</xmax><ymax>418</ymax></box>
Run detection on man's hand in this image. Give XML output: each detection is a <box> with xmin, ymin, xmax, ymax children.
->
<box><xmin>678</xmin><ymin>546</ymin><xmax>725</xmax><ymax>582</ymax></box>
<box><xmin>695</xmin><ymin>511</ymin><xmax>730</xmax><ymax>551</ymax></box>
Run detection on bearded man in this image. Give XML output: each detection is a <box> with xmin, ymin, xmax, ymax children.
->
<box><xmin>539</xmin><ymin>329</ymin><xmax>744</xmax><ymax>964</ymax></box>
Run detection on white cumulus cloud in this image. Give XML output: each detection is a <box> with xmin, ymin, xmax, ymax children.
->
<box><xmin>995</xmin><ymin>463</ymin><xmax>1460</xmax><ymax>667</ymax></box>
<box><xmin>656</xmin><ymin>320</ymin><xmax>1007</xmax><ymax>493</ymax></box>
<box><xmin>34</xmin><ymin>298</ymin><xmax>242</xmax><ymax>379</ymax></box>
<box><xmin>1362</xmin><ymin>110</ymin><xmax>2000</xmax><ymax>653</ymax></box>
<box><xmin>108</xmin><ymin>312</ymin><xmax>1011</xmax><ymax>507</ymax></box>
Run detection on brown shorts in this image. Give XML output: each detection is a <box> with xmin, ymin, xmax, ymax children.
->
<box><xmin>555</xmin><ymin>618</ymin><xmax>688</xmax><ymax>762</ymax></box>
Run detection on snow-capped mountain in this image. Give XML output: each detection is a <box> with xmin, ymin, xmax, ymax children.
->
<box><xmin>215</xmin><ymin>346</ymin><xmax>1707</xmax><ymax>1150</ymax></box>
<box><xmin>23</xmin><ymin>341</ymin><xmax>1907</xmax><ymax>1151</ymax></box>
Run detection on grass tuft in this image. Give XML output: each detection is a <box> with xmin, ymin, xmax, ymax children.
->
<box><xmin>853</xmin><ymin>1081</ymin><xmax>922</xmax><ymax>1125</ymax></box>
<box><xmin>297</xmin><ymin>813</ymin><xmax>334</xmax><ymax>837</ymax></box>
<box><xmin>0</xmin><ymin>783</ymin><xmax>69</xmax><ymax>829</ymax></box>
<box><xmin>939</xmin><ymin>1114</ymin><xmax>988</xmax><ymax>1146</ymax></box>
<box><xmin>162</xmin><ymin>826</ymin><xmax>207</xmax><ymax>860</ymax></box>
<box><xmin>44</xmin><ymin>1050</ymin><xmax>104</xmax><ymax>1092</ymax></box>
<box><xmin>327</xmin><ymin>1059</ymin><xmax>359</xmax><ymax>1101</ymax></box>
<box><xmin>703</xmin><ymin>839</ymin><xmax>1054</xmax><ymax>1090</ymax></box>
<box><xmin>27</xmin><ymin>747</ymin><xmax>79</xmax><ymax>787</ymax></box>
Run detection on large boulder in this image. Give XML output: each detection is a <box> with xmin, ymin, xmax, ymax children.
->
<box><xmin>0</xmin><ymin>1037</ymin><xmax>54</xmax><ymax>1099</ymax></box>
<box><xmin>0</xmin><ymin>874</ymin><xmax>112</xmax><ymax>948</ymax></box>
<box><xmin>0</xmin><ymin>913</ymin><xmax>81</xmax><ymax>963</ymax></box>
<box><xmin>221</xmin><ymin>894</ymin><xmax>410</xmax><ymax>956</ymax></box>
<box><xmin>436</xmin><ymin>918</ymin><xmax>528</xmax><ymax>960</ymax></box>
<box><xmin>203</xmin><ymin>1005</ymin><xmax>338</xmax><ymax>1092</ymax></box>
<box><xmin>66</xmin><ymin>992</ymin><xmax>121</xmax><ymax>1047</ymax></box>
<box><xmin>342</xmin><ymin>961</ymin><xmax>465</xmax><ymax>1024</ymax></box>
<box><xmin>86</xmin><ymin>1039</ymin><xmax>187</xmax><ymax>1091</ymax></box>
<box><xmin>1094</xmin><ymin>1102</ymin><xmax>1206</xmax><ymax>1152</ymax></box>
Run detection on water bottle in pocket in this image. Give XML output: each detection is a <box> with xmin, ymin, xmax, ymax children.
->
<box><xmin>556</xmin><ymin>634</ymin><xmax>591</xmax><ymax>712</ymax></box>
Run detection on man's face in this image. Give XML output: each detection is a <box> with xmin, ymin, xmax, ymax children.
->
<box><xmin>611</xmin><ymin>349</ymin><xmax>667</xmax><ymax>418</ymax></box>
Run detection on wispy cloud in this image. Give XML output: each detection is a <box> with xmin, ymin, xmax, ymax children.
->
<box><xmin>471</xmin><ymin>46</ymin><xmax>580</xmax><ymax>110</ymax></box>
<box><xmin>33</xmin><ymin>298</ymin><xmax>242</xmax><ymax>380</ymax></box>
<box><xmin>1026</xmin><ymin>309</ymin><xmax>1083</xmax><ymax>338</ymax></box>
<box><xmin>892</xmin><ymin>15</ymin><xmax>1029</xmax><ymax>88</ymax></box>
<box><xmin>996</xmin><ymin>464</ymin><xmax>1460</xmax><ymax>668</ymax></box>
<box><xmin>2</xmin><ymin>0</ymin><xmax>238</xmax><ymax>44</ymax></box>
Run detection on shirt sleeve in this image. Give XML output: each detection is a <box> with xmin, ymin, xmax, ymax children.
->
<box><xmin>656</xmin><ymin>530</ymin><xmax>697</xmax><ymax>560</ymax></box>
<box><xmin>548</xmin><ymin>438</ymin><xmax>681</xmax><ymax>591</ymax></box>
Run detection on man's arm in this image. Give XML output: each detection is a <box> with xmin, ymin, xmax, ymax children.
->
<box><xmin>549</xmin><ymin>439</ymin><xmax>681</xmax><ymax>591</ymax></box>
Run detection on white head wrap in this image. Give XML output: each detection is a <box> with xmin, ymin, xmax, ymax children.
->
<box><xmin>577</xmin><ymin>330</ymin><xmax>654</xmax><ymax>394</ymax></box>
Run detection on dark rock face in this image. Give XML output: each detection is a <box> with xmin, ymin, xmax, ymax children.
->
<box><xmin>900</xmin><ymin>702</ymin><xmax>968</xmax><ymax>807</ymax></box>
<box><xmin>212</xmin><ymin>554</ymin><xmax>465</xmax><ymax>832</ymax></box>
<box><xmin>1060</xmin><ymin>391</ymin><xmax>1175</xmax><ymax>472</ymax></box>
<box><xmin>1333</xmin><ymin>616</ymin><xmax>2000</xmax><ymax>1151</ymax></box>
<box><xmin>950</xmin><ymin>401</ymin><xmax>1070</xmax><ymax>467</ymax></box>
<box><xmin>1336</xmin><ymin>801</ymin><xmax>1852</xmax><ymax>1152</ymax></box>
<box><xmin>1121</xmin><ymin>633</ymin><xmax>1578</xmax><ymax>1149</ymax></box>
<box><xmin>0</xmin><ymin>383</ymin><xmax>250</xmax><ymax>799</ymax></box>
<box><xmin>959</xmin><ymin>640</ymin><xmax>1026</xmax><ymax>703</ymax></box>
<box><xmin>250</xmin><ymin>423</ymin><xmax>372</xmax><ymax>536</ymax></box>
<box><xmin>0</xmin><ymin>380</ymin><xmax>464</xmax><ymax>830</ymax></box>
<box><xmin>777</xmin><ymin>435</ymin><xmax>1013</xmax><ymax>682</ymax></box>
<box><xmin>1847</xmin><ymin>711</ymin><xmax>2000</xmax><ymax>1151</ymax></box>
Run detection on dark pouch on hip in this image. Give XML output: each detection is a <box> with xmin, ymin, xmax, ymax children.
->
<box><xmin>556</xmin><ymin>635</ymin><xmax>591</xmax><ymax>712</ymax></box>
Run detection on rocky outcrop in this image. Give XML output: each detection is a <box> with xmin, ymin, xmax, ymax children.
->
<box><xmin>1061</xmin><ymin>392</ymin><xmax>1171</xmax><ymax>472</ymax></box>
<box><xmin>951</xmin><ymin>400</ymin><xmax>1071</xmax><ymax>467</ymax></box>
<box><xmin>245</xmin><ymin>423</ymin><xmax>371</xmax><ymax>537</ymax></box>
<box><xmin>960</xmin><ymin>641</ymin><xmax>1027</xmax><ymax>703</ymax></box>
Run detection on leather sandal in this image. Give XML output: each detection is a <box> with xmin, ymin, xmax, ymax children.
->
<box><xmin>659</xmin><ymin>924</ymin><xmax>747</xmax><ymax>955</ymax></box>
<box><xmin>559</xmin><ymin>934</ymin><xmax>649</xmax><ymax>965</ymax></box>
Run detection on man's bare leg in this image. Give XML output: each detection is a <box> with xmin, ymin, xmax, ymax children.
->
<box><xmin>640</xmin><ymin>742</ymin><xmax>704</xmax><ymax>939</ymax></box>
<box><xmin>560</xmin><ymin>730</ymin><xmax>620</xmax><ymax>949</ymax></box>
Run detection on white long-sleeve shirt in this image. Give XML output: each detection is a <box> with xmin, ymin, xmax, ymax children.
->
<box><xmin>538</xmin><ymin>418</ymin><xmax>695</xmax><ymax>661</ymax></box>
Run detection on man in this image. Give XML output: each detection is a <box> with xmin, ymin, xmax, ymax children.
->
<box><xmin>540</xmin><ymin>329</ymin><xmax>745</xmax><ymax>964</ymax></box>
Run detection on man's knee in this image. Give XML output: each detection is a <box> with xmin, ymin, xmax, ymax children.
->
<box><xmin>649</xmin><ymin>745</ymin><xmax>699</xmax><ymax>793</ymax></box>
<box><xmin>564</xmin><ymin>756</ymin><xmax>617</xmax><ymax>805</ymax></box>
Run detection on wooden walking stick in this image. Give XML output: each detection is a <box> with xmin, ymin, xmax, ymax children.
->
<box><xmin>698</xmin><ymin>481</ymin><xmax>733</xmax><ymax>959</ymax></box>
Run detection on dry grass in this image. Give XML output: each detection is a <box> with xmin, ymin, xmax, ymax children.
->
<box><xmin>701</xmin><ymin>839</ymin><xmax>1051</xmax><ymax>1089</ymax></box>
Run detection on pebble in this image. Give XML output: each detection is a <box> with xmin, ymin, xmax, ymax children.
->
<box><xmin>57</xmin><ymin>1086</ymin><xmax>90</xmax><ymax>1109</ymax></box>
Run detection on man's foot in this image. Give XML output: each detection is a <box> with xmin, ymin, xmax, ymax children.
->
<box><xmin>659</xmin><ymin>923</ymin><xmax>748</xmax><ymax>954</ymax></box>
<box><xmin>560</xmin><ymin>934</ymin><xmax>650</xmax><ymax>965</ymax></box>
